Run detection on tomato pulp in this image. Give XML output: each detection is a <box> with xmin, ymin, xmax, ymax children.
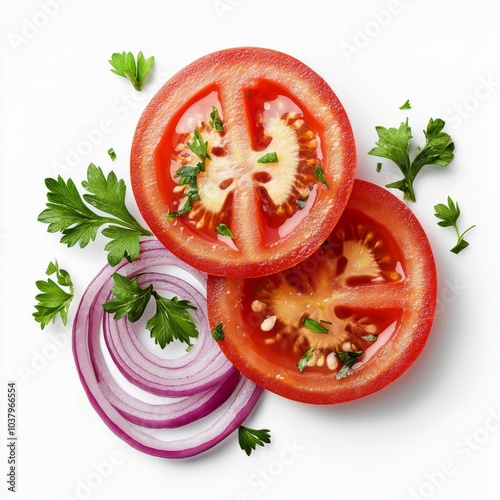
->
<box><xmin>208</xmin><ymin>180</ymin><xmax>437</xmax><ymax>404</ymax></box>
<box><xmin>131</xmin><ymin>47</ymin><xmax>356</xmax><ymax>278</ymax></box>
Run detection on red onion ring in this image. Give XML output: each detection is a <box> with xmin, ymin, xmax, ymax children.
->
<box><xmin>73</xmin><ymin>239</ymin><xmax>263</xmax><ymax>458</ymax></box>
<box><xmin>103</xmin><ymin>272</ymin><xmax>234</xmax><ymax>396</ymax></box>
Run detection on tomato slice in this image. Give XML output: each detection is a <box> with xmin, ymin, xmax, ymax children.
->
<box><xmin>131</xmin><ymin>47</ymin><xmax>356</xmax><ymax>277</ymax></box>
<box><xmin>207</xmin><ymin>180</ymin><xmax>437</xmax><ymax>404</ymax></box>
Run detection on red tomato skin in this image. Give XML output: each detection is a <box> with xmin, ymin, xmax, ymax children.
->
<box><xmin>207</xmin><ymin>179</ymin><xmax>437</xmax><ymax>405</ymax></box>
<box><xmin>131</xmin><ymin>47</ymin><xmax>356</xmax><ymax>278</ymax></box>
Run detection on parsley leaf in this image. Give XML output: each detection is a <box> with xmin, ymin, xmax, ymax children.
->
<box><xmin>238</xmin><ymin>426</ymin><xmax>271</xmax><ymax>456</ymax></box>
<box><xmin>257</xmin><ymin>152</ymin><xmax>278</xmax><ymax>164</ymax></box>
<box><xmin>302</xmin><ymin>317</ymin><xmax>329</xmax><ymax>333</ymax></box>
<box><xmin>168</xmin><ymin>130</ymin><xmax>212</xmax><ymax>220</ymax></box>
<box><xmin>399</xmin><ymin>99</ymin><xmax>411</xmax><ymax>110</ymax></box>
<box><xmin>109</xmin><ymin>51</ymin><xmax>154</xmax><ymax>91</ymax></box>
<box><xmin>369</xmin><ymin>118</ymin><xmax>455</xmax><ymax>202</ymax></box>
<box><xmin>38</xmin><ymin>164</ymin><xmax>152</xmax><ymax>266</ymax></box>
<box><xmin>107</xmin><ymin>148</ymin><xmax>117</xmax><ymax>161</ymax></box>
<box><xmin>146</xmin><ymin>293</ymin><xmax>198</xmax><ymax>349</ymax></box>
<box><xmin>167</xmin><ymin>199</ymin><xmax>192</xmax><ymax>221</ymax></box>
<box><xmin>216</xmin><ymin>223</ymin><xmax>234</xmax><ymax>238</ymax></box>
<box><xmin>297</xmin><ymin>347</ymin><xmax>315</xmax><ymax>372</ymax></box>
<box><xmin>102</xmin><ymin>275</ymin><xmax>199</xmax><ymax>349</ymax></box>
<box><xmin>314</xmin><ymin>165</ymin><xmax>330</xmax><ymax>189</ymax></box>
<box><xmin>211</xmin><ymin>322</ymin><xmax>225</xmax><ymax>341</ymax></box>
<box><xmin>102</xmin><ymin>273</ymin><xmax>152</xmax><ymax>322</ymax></box>
<box><xmin>33</xmin><ymin>261</ymin><xmax>74</xmax><ymax>329</ymax></box>
<box><xmin>187</xmin><ymin>130</ymin><xmax>210</xmax><ymax>162</ymax></box>
<box><xmin>209</xmin><ymin>106</ymin><xmax>224</xmax><ymax>132</ymax></box>
<box><xmin>434</xmin><ymin>196</ymin><xmax>475</xmax><ymax>254</ymax></box>
<box><xmin>336</xmin><ymin>351</ymin><xmax>363</xmax><ymax>379</ymax></box>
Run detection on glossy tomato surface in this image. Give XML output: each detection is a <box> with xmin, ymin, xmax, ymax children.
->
<box><xmin>131</xmin><ymin>47</ymin><xmax>356</xmax><ymax>278</ymax></box>
<box><xmin>208</xmin><ymin>180</ymin><xmax>437</xmax><ymax>404</ymax></box>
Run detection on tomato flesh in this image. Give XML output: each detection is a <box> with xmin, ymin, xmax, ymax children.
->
<box><xmin>131</xmin><ymin>47</ymin><xmax>356</xmax><ymax>278</ymax></box>
<box><xmin>208</xmin><ymin>180</ymin><xmax>437</xmax><ymax>404</ymax></box>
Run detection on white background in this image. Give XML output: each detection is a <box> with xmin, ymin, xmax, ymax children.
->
<box><xmin>1</xmin><ymin>1</ymin><xmax>499</xmax><ymax>499</ymax></box>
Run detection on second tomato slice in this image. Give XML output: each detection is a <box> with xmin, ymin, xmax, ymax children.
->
<box><xmin>208</xmin><ymin>180</ymin><xmax>437</xmax><ymax>404</ymax></box>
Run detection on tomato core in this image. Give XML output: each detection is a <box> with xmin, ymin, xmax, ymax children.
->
<box><xmin>241</xmin><ymin>208</ymin><xmax>406</xmax><ymax>375</ymax></box>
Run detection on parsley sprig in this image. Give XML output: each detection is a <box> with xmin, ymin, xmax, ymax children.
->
<box><xmin>314</xmin><ymin>165</ymin><xmax>330</xmax><ymax>189</ymax></box>
<box><xmin>109</xmin><ymin>51</ymin><xmax>154</xmax><ymax>91</ymax></box>
<box><xmin>297</xmin><ymin>347</ymin><xmax>314</xmax><ymax>372</ymax></box>
<box><xmin>38</xmin><ymin>164</ymin><xmax>152</xmax><ymax>266</ymax></box>
<box><xmin>369</xmin><ymin>118</ymin><xmax>455</xmax><ymax>202</ymax></box>
<box><xmin>211</xmin><ymin>322</ymin><xmax>225</xmax><ymax>341</ymax></box>
<box><xmin>336</xmin><ymin>351</ymin><xmax>363</xmax><ymax>379</ymax></box>
<box><xmin>238</xmin><ymin>426</ymin><xmax>271</xmax><ymax>456</ymax></box>
<box><xmin>103</xmin><ymin>273</ymin><xmax>199</xmax><ymax>349</ymax></box>
<box><xmin>33</xmin><ymin>261</ymin><xmax>74</xmax><ymax>330</ymax></box>
<box><xmin>209</xmin><ymin>106</ymin><xmax>224</xmax><ymax>132</ymax></box>
<box><xmin>215</xmin><ymin>223</ymin><xmax>234</xmax><ymax>238</ymax></box>
<box><xmin>434</xmin><ymin>196</ymin><xmax>475</xmax><ymax>254</ymax></box>
<box><xmin>257</xmin><ymin>152</ymin><xmax>278</xmax><ymax>164</ymax></box>
<box><xmin>168</xmin><ymin>130</ymin><xmax>211</xmax><ymax>220</ymax></box>
<box><xmin>302</xmin><ymin>317</ymin><xmax>329</xmax><ymax>334</ymax></box>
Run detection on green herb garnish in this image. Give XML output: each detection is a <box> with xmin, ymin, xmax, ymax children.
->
<box><xmin>238</xmin><ymin>426</ymin><xmax>271</xmax><ymax>456</ymax></box>
<box><xmin>216</xmin><ymin>223</ymin><xmax>234</xmax><ymax>238</ymax></box>
<box><xmin>209</xmin><ymin>106</ymin><xmax>224</xmax><ymax>132</ymax></box>
<box><xmin>297</xmin><ymin>347</ymin><xmax>315</xmax><ymax>372</ymax></box>
<box><xmin>187</xmin><ymin>130</ymin><xmax>210</xmax><ymax>162</ymax></box>
<box><xmin>38</xmin><ymin>164</ymin><xmax>152</xmax><ymax>266</ymax></box>
<box><xmin>103</xmin><ymin>273</ymin><xmax>198</xmax><ymax>349</ymax></box>
<box><xmin>108</xmin><ymin>51</ymin><xmax>154</xmax><ymax>91</ymax></box>
<box><xmin>211</xmin><ymin>322</ymin><xmax>225</xmax><ymax>341</ymax></box>
<box><xmin>368</xmin><ymin>117</ymin><xmax>455</xmax><ymax>202</ymax></box>
<box><xmin>107</xmin><ymin>148</ymin><xmax>117</xmax><ymax>161</ymax></box>
<box><xmin>434</xmin><ymin>196</ymin><xmax>475</xmax><ymax>254</ymax></box>
<box><xmin>147</xmin><ymin>294</ymin><xmax>198</xmax><ymax>349</ymax></box>
<box><xmin>314</xmin><ymin>165</ymin><xmax>330</xmax><ymax>189</ymax></box>
<box><xmin>361</xmin><ymin>334</ymin><xmax>378</xmax><ymax>342</ymax></box>
<box><xmin>33</xmin><ymin>261</ymin><xmax>74</xmax><ymax>330</ymax></box>
<box><xmin>399</xmin><ymin>99</ymin><xmax>411</xmax><ymax>110</ymax></box>
<box><xmin>257</xmin><ymin>152</ymin><xmax>278</xmax><ymax>164</ymax></box>
<box><xmin>302</xmin><ymin>317</ymin><xmax>329</xmax><ymax>333</ymax></box>
<box><xmin>168</xmin><ymin>131</ymin><xmax>212</xmax><ymax>221</ymax></box>
<box><xmin>336</xmin><ymin>351</ymin><xmax>363</xmax><ymax>379</ymax></box>
<box><xmin>102</xmin><ymin>273</ymin><xmax>152</xmax><ymax>322</ymax></box>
